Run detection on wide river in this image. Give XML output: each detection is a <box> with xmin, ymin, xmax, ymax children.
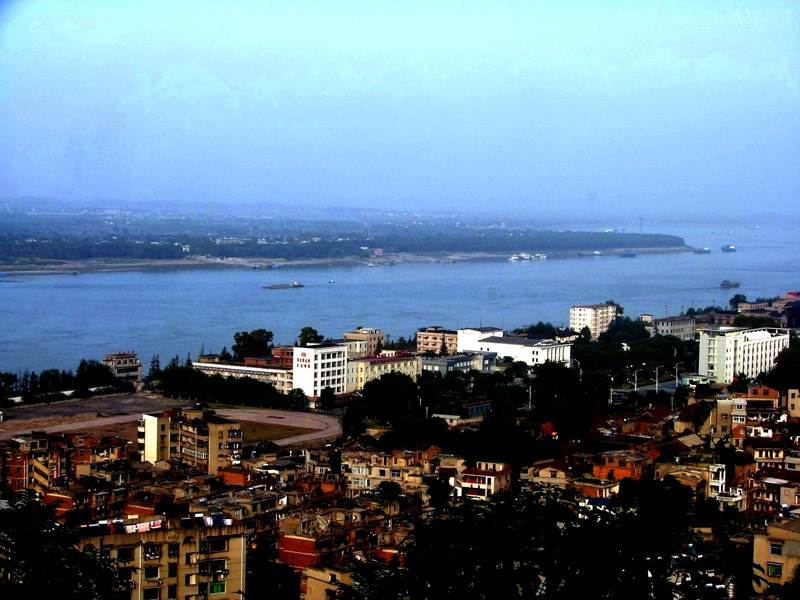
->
<box><xmin>1</xmin><ymin>223</ymin><xmax>798</xmax><ymax>373</ymax></box>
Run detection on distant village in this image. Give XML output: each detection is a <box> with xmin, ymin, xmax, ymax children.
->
<box><xmin>1</xmin><ymin>291</ymin><xmax>800</xmax><ymax>599</ymax></box>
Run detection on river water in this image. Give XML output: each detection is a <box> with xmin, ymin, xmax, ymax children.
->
<box><xmin>1</xmin><ymin>223</ymin><xmax>797</xmax><ymax>373</ymax></box>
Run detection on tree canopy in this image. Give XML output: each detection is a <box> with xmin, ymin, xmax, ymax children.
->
<box><xmin>0</xmin><ymin>492</ymin><xmax>129</xmax><ymax>600</ymax></box>
<box><xmin>232</xmin><ymin>328</ymin><xmax>274</xmax><ymax>360</ymax></box>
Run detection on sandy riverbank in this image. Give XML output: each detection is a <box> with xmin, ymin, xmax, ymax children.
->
<box><xmin>0</xmin><ymin>246</ymin><xmax>690</xmax><ymax>275</ymax></box>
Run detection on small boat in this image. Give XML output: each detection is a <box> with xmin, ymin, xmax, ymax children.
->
<box><xmin>577</xmin><ymin>251</ymin><xmax>602</xmax><ymax>257</ymax></box>
<box><xmin>533</xmin><ymin>253</ymin><xmax>547</xmax><ymax>260</ymax></box>
<box><xmin>270</xmin><ymin>263</ymin><xmax>280</xmax><ymax>269</ymax></box>
<box><xmin>720</xmin><ymin>280</ymin><xmax>740</xmax><ymax>288</ymax></box>
<box><xmin>264</xmin><ymin>281</ymin><xmax>305</xmax><ymax>290</ymax></box>
<box><xmin>519</xmin><ymin>252</ymin><xmax>531</xmax><ymax>260</ymax></box>
<box><xmin>693</xmin><ymin>248</ymin><xmax>711</xmax><ymax>254</ymax></box>
<box><xmin>329</xmin><ymin>279</ymin><xmax>335</xmax><ymax>284</ymax></box>
<box><xmin>620</xmin><ymin>250</ymin><xmax>637</xmax><ymax>258</ymax></box>
<box><xmin>508</xmin><ymin>254</ymin><xmax>520</xmax><ymax>261</ymax></box>
<box><xmin>721</xmin><ymin>245</ymin><xmax>736</xmax><ymax>253</ymax></box>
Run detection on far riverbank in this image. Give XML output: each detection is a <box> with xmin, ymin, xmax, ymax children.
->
<box><xmin>0</xmin><ymin>246</ymin><xmax>690</xmax><ymax>275</ymax></box>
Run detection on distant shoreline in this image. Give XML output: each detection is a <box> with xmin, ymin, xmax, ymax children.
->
<box><xmin>0</xmin><ymin>246</ymin><xmax>691</xmax><ymax>275</ymax></box>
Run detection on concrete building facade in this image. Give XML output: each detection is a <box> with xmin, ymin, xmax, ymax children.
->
<box><xmin>457</xmin><ymin>327</ymin><xmax>504</xmax><ymax>353</ymax></box>
<box><xmin>569</xmin><ymin>304</ymin><xmax>617</xmax><ymax>340</ymax></box>
<box><xmin>467</xmin><ymin>336</ymin><xmax>571</xmax><ymax>367</ymax></box>
<box><xmin>102</xmin><ymin>351</ymin><xmax>143</xmax><ymax>383</ymax></box>
<box><xmin>698</xmin><ymin>326</ymin><xmax>790</xmax><ymax>383</ymax></box>
<box><xmin>139</xmin><ymin>408</ymin><xmax>242</xmax><ymax>474</ymax></box>
<box><xmin>416</xmin><ymin>326</ymin><xmax>458</xmax><ymax>355</ymax></box>
<box><xmin>292</xmin><ymin>343</ymin><xmax>348</xmax><ymax>398</ymax></box>
<box><xmin>343</xmin><ymin>327</ymin><xmax>385</xmax><ymax>356</ymax></box>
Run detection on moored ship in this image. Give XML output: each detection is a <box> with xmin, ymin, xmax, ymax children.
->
<box><xmin>721</xmin><ymin>245</ymin><xmax>736</xmax><ymax>253</ymax></box>
<box><xmin>720</xmin><ymin>280</ymin><xmax>740</xmax><ymax>288</ymax></box>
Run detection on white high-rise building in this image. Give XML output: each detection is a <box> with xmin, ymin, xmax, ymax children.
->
<box><xmin>569</xmin><ymin>304</ymin><xmax>617</xmax><ymax>340</ymax></box>
<box><xmin>292</xmin><ymin>342</ymin><xmax>348</xmax><ymax>397</ymax></box>
<box><xmin>698</xmin><ymin>326</ymin><xmax>789</xmax><ymax>383</ymax></box>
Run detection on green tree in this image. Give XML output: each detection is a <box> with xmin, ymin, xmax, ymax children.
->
<box><xmin>728</xmin><ymin>372</ymin><xmax>750</xmax><ymax>393</ymax></box>
<box><xmin>0</xmin><ymin>492</ymin><xmax>129</xmax><ymax>599</ymax></box>
<box><xmin>319</xmin><ymin>386</ymin><xmax>337</xmax><ymax>411</ymax></box>
<box><xmin>298</xmin><ymin>326</ymin><xmax>324</xmax><ymax>347</ymax></box>
<box><xmin>732</xmin><ymin>315</ymin><xmax>778</xmax><ymax>328</ymax></box>
<box><xmin>146</xmin><ymin>354</ymin><xmax>161</xmax><ymax>382</ymax></box>
<box><xmin>729</xmin><ymin>293</ymin><xmax>747</xmax><ymax>309</ymax></box>
<box><xmin>605</xmin><ymin>299</ymin><xmax>624</xmax><ymax>315</ymax></box>
<box><xmin>287</xmin><ymin>388</ymin><xmax>308</xmax><ymax>411</ymax></box>
<box><xmin>438</xmin><ymin>337</ymin><xmax>448</xmax><ymax>357</ymax></box>
<box><xmin>376</xmin><ymin>481</ymin><xmax>403</xmax><ymax>506</ymax></box>
<box><xmin>232</xmin><ymin>329</ymin><xmax>274</xmax><ymax>361</ymax></box>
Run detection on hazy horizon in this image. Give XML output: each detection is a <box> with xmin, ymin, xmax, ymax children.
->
<box><xmin>1</xmin><ymin>1</ymin><xmax>798</xmax><ymax>218</ymax></box>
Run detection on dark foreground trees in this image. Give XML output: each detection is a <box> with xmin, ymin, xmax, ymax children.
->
<box><xmin>346</xmin><ymin>483</ymin><xmax>711</xmax><ymax>600</ymax></box>
<box><xmin>0</xmin><ymin>492</ymin><xmax>129</xmax><ymax>600</ymax></box>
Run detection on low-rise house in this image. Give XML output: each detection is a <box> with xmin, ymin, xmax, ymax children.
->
<box><xmin>341</xmin><ymin>446</ymin><xmax>441</xmax><ymax>497</ymax></box>
<box><xmin>456</xmin><ymin>461</ymin><xmax>512</xmax><ymax>500</ymax></box>
<box><xmin>592</xmin><ymin>450</ymin><xmax>653</xmax><ymax>481</ymax></box>
<box><xmin>523</xmin><ymin>459</ymin><xmax>570</xmax><ymax>488</ymax></box>
<box><xmin>570</xmin><ymin>477</ymin><xmax>620</xmax><ymax>499</ymax></box>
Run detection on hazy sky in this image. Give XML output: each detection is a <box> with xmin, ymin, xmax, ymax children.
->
<box><xmin>1</xmin><ymin>1</ymin><xmax>798</xmax><ymax>216</ymax></box>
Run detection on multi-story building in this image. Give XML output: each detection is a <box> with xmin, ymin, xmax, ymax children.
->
<box><xmin>196</xmin><ymin>343</ymin><xmax>349</xmax><ymax>400</ymax></box>
<box><xmin>341</xmin><ymin>446</ymin><xmax>441</xmax><ymax>497</ymax></box>
<box><xmin>457</xmin><ymin>461</ymin><xmax>512</xmax><ymax>500</ymax></box>
<box><xmin>343</xmin><ymin>327</ymin><xmax>385</xmax><ymax>356</ymax></box>
<box><xmin>194</xmin><ymin>350</ymin><xmax>294</xmax><ymax>393</ymax></box>
<box><xmin>416</xmin><ymin>326</ymin><xmax>458</xmax><ymax>355</ymax></box>
<box><xmin>698</xmin><ymin>326</ymin><xmax>790</xmax><ymax>383</ymax></box>
<box><xmin>80</xmin><ymin>515</ymin><xmax>247</xmax><ymax>600</ymax></box>
<box><xmin>421</xmin><ymin>352</ymin><xmax>497</xmax><ymax>375</ymax></box>
<box><xmin>569</xmin><ymin>303</ymin><xmax>617</xmax><ymax>340</ymax></box>
<box><xmin>345</xmin><ymin>352</ymin><xmax>420</xmax><ymax>392</ymax></box>
<box><xmin>465</xmin><ymin>335</ymin><xmax>571</xmax><ymax>367</ymax></box>
<box><xmin>753</xmin><ymin>519</ymin><xmax>800</xmax><ymax>592</ymax></box>
<box><xmin>102</xmin><ymin>351</ymin><xmax>143</xmax><ymax>383</ymax></box>
<box><xmin>138</xmin><ymin>408</ymin><xmax>242</xmax><ymax>475</ymax></box>
<box><xmin>651</xmin><ymin>316</ymin><xmax>696</xmax><ymax>341</ymax></box>
<box><xmin>457</xmin><ymin>327</ymin><xmax>504</xmax><ymax>353</ymax></box>
<box><xmin>292</xmin><ymin>343</ymin><xmax>348</xmax><ymax>398</ymax></box>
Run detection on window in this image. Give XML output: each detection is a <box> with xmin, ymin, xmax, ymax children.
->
<box><xmin>168</xmin><ymin>543</ymin><xmax>179</xmax><ymax>558</ymax></box>
<box><xmin>379</xmin><ymin>469</ymin><xmax>386</xmax><ymax>477</ymax></box>
<box><xmin>144</xmin><ymin>565</ymin><xmax>159</xmax><ymax>580</ymax></box>
<box><xmin>390</xmin><ymin>469</ymin><xmax>401</xmax><ymax>478</ymax></box>
<box><xmin>143</xmin><ymin>588</ymin><xmax>160</xmax><ymax>600</ymax></box>
<box><xmin>185</xmin><ymin>574</ymin><xmax>197</xmax><ymax>585</ymax></box>
<box><xmin>550</xmin><ymin>470</ymin><xmax>558</xmax><ymax>479</ymax></box>
<box><xmin>767</xmin><ymin>563</ymin><xmax>783</xmax><ymax>578</ymax></box>
<box><xmin>118</xmin><ymin>546</ymin><xmax>135</xmax><ymax>562</ymax></box>
<box><xmin>167</xmin><ymin>584</ymin><xmax>177</xmax><ymax>599</ymax></box>
<box><xmin>210</xmin><ymin>581</ymin><xmax>226</xmax><ymax>594</ymax></box>
<box><xmin>168</xmin><ymin>563</ymin><xmax>178</xmax><ymax>577</ymax></box>
<box><xmin>770</xmin><ymin>541</ymin><xmax>783</xmax><ymax>556</ymax></box>
<box><xmin>144</xmin><ymin>544</ymin><xmax>162</xmax><ymax>560</ymax></box>
<box><xmin>721</xmin><ymin>414</ymin><xmax>728</xmax><ymax>421</ymax></box>
<box><xmin>200</xmin><ymin>538</ymin><xmax>227</xmax><ymax>553</ymax></box>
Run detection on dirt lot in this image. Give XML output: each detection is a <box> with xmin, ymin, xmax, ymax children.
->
<box><xmin>0</xmin><ymin>393</ymin><xmax>337</xmax><ymax>446</ymax></box>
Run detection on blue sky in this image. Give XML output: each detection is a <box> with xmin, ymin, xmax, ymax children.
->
<box><xmin>1</xmin><ymin>0</ymin><xmax>798</xmax><ymax>216</ymax></box>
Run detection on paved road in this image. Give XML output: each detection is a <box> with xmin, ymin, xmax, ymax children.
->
<box><xmin>0</xmin><ymin>394</ymin><xmax>340</xmax><ymax>444</ymax></box>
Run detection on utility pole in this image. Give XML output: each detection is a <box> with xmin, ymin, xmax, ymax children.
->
<box><xmin>655</xmin><ymin>365</ymin><xmax>662</xmax><ymax>393</ymax></box>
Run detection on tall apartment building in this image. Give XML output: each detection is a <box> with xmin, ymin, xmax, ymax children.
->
<box><xmin>698</xmin><ymin>326</ymin><xmax>790</xmax><ymax>383</ymax></box>
<box><xmin>292</xmin><ymin>343</ymin><xmax>348</xmax><ymax>398</ymax></box>
<box><xmin>416</xmin><ymin>326</ymin><xmax>458</xmax><ymax>355</ymax></box>
<box><xmin>569</xmin><ymin>304</ymin><xmax>617</xmax><ymax>340</ymax></box>
<box><xmin>80</xmin><ymin>516</ymin><xmax>247</xmax><ymax>600</ymax></box>
<box><xmin>138</xmin><ymin>408</ymin><xmax>242</xmax><ymax>474</ymax></box>
<box><xmin>343</xmin><ymin>327</ymin><xmax>385</xmax><ymax>356</ymax></box>
<box><xmin>102</xmin><ymin>351</ymin><xmax>143</xmax><ymax>383</ymax></box>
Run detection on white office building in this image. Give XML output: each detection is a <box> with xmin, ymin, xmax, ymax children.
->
<box><xmin>698</xmin><ymin>326</ymin><xmax>790</xmax><ymax>383</ymax></box>
<box><xmin>468</xmin><ymin>336</ymin><xmax>571</xmax><ymax>367</ymax></box>
<box><xmin>292</xmin><ymin>343</ymin><xmax>348</xmax><ymax>397</ymax></box>
<box><xmin>457</xmin><ymin>327</ymin><xmax>504</xmax><ymax>353</ymax></box>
